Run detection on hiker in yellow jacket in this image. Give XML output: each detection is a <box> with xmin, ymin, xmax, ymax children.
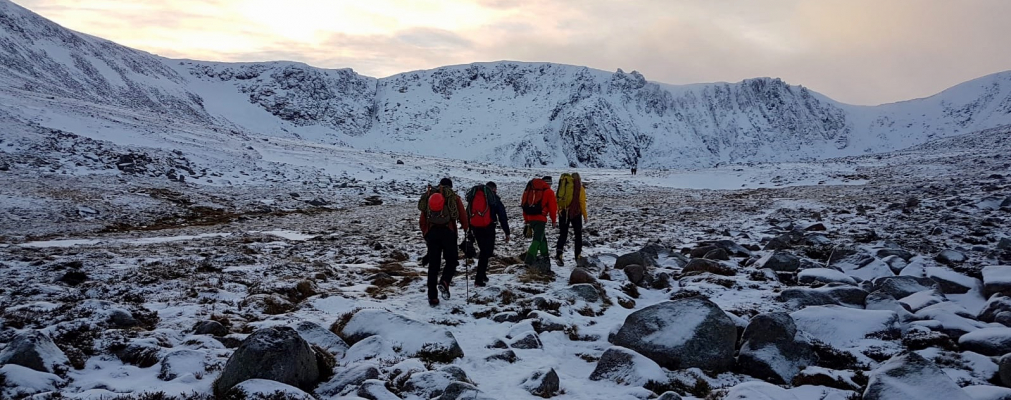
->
<box><xmin>555</xmin><ymin>172</ymin><xmax>588</xmax><ymax>265</ymax></box>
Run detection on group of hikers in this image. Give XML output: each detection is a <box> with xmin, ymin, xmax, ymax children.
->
<box><xmin>417</xmin><ymin>174</ymin><xmax>588</xmax><ymax>306</ymax></box>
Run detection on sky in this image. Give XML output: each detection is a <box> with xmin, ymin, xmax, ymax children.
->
<box><xmin>14</xmin><ymin>0</ymin><xmax>1011</xmax><ymax>106</ymax></box>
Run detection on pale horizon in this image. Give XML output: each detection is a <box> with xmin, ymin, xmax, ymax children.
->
<box><xmin>13</xmin><ymin>0</ymin><xmax>1011</xmax><ymax>106</ymax></box>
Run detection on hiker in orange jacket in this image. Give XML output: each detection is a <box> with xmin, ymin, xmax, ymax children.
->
<box><xmin>419</xmin><ymin>178</ymin><xmax>469</xmax><ymax>306</ymax></box>
<box><xmin>521</xmin><ymin>176</ymin><xmax>557</xmax><ymax>266</ymax></box>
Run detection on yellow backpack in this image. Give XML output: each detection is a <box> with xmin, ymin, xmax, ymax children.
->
<box><xmin>556</xmin><ymin>173</ymin><xmax>574</xmax><ymax>209</ymax></box>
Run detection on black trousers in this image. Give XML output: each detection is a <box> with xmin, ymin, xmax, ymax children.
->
<box><xmin>425</xmin><ymin>227</ymin><xmax>458</xmax><ymax>300</ymax></box>
<box><xmin>556</xmin><ymin>213</ymin><xmax>583</xmax><ymax>257</ymax></box>
<box><xmin>472</xmin><ymin>226</ymin><xmax>495</xmax><ymax>282</ymax></box>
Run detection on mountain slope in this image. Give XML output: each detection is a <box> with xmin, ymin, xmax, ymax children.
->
<box><xmin>2</xmin><ymin>0</ymin><xmax>1011</xmax><ymax>170</ymax></box>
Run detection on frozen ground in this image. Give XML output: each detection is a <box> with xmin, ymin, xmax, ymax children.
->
<box><xmin>1</xmin><ymin>125</ymin><xmax>1010</xmax><ymax>399</ymax></box>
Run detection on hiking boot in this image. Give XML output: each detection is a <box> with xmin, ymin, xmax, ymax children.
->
<box><xmin>429</xmin><ymin>298</ymin><xmax>439</xmax><ymax>306</ymax></box>
<box><xmin>438</xmin><ymin>281</ymin><xmax>450</xmax><ymax>300</ymax></box>
<box><xmin>554</xmin><ymin>253</ymin><xmax>564</xmax><ymax>266</ymax></box>
<box><xmin>475</xmin><ymin>277</ymin><xmax>488</xmax><ymax>287</ymax></box>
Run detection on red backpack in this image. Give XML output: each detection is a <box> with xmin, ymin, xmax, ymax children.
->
<box><xmin>466</xmin><ymin>185</ymin><xmax>494</xmax><ymax>228</ymax></box>
<box><xmin>521</xmin><ymin>179</ymin><xmax>548</xmax><ymax>216</ymax></box>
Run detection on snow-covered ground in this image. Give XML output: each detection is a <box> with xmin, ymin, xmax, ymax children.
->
<box><xmin>2</xmin><ymin>122</ymin><xmax>1010</xmax><ymax>399</ymax></box>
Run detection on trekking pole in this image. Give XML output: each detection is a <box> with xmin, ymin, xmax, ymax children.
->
<box><xmin>465</xmin><ymin>257</ymin><xmax>471</xmax><ymax>304</ymax></box>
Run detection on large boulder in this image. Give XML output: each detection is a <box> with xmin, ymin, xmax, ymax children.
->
<box><xmin>863</xmin><ymin>352</ymin><xmax>971</xmax><ymax>400</ymax></box>
<box><xmin>615</xmin><ymin>251</ymin><xmax>658</xmax><ymax>270</ymax></box>
<box><xmin>925</xmin><ymin>267</ymin><xmax>979</xmax><ymax>294</ymax></box>
<box><xmin>778</xmin><ymin>284</ymin><xmax>868</xmax><ymax>309</ymax></box>
<box><xmin>757</xmin><ymin>251</ymin><xmax>801</xmax><ymax>272</ymax></box>
<box><xmin>913</xmin><ymin>302</ymin><xmax>989</xmax><ymax>339</ymax></box>
<box><xmin>983</xmin><ymin>266</ymin><xmax>1011</xmax><ymax>298</ymax></box>
<box><xmin>869</xmin><ymin>276</ymin><xmax>940</xmax><ymax>299</ymax></box>
<box><xmin>958</xmin><ymin>327</ymin><xmax>1011</xmax><ymax>356</ymax></box>
<box><xmin>0</xmin><ymin>330</ymin><xmax>70</xmax><ymax>374</ymax></box>
<box><xmin>792</xmin><ymin>306</ymin><xmax>900</xmax><ymax>348</ymax></box>
<box><xmin>611</xmin><ymin>298</ymin><xmax>736</xmax><ymax>371</ymax></box>
<box><xmin>736</xmin><ymin>312</ymin><xmax>817</xmax><ymax>384</ymax></box>
<box><xmin>338</xmin><ymin>309</ymin><xmax>464</xmax><ymax>362</ymax></box>
<box><xmin>589</xmin><ymin>346</ymin><xmax>667</xmax><ymax>387</ymax></box>
<box><xmin>979</xmin><ymin>295</ymin><xmax>1011</xmax><ymax>323</ymax></box>
<box><xmin>212</xmin><ymin>326</ymin><xmax>320</xmax><ymax>396</ymax></box>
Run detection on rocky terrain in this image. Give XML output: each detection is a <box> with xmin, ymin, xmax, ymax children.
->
<box><xmin>1</xmin><ymin>125</ymin><xmax>1010</xmax><ymax>399</ymax></box>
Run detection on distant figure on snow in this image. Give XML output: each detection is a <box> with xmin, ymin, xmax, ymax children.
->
<box><xmin>418</xmin><ymin>178</ymin><xmax>469</xmax><ymax>306</ymax></box>
<box><xmin>521</xmin><ymin>176</ymin><xmax>557</xmax><ymax>269</ymax></box>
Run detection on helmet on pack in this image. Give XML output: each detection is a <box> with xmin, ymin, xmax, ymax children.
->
<box><xmin>428</xmin><ymin>192</ymin><xmax>445</xmax><ymax>212</ymax></box>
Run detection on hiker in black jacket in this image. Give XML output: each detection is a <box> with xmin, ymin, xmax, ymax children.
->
<box><xmin>472</xmin><ymin>181</ymin><xmax>511</xmax><ymax>287</ymax></box>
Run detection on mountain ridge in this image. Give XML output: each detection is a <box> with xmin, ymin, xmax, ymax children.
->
<box><xmin>2</xmin><ymin>0</ymin><xmax>1011</xmax><ymax>169</ymax></box>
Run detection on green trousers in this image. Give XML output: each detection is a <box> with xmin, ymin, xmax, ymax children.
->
<box><xmin>525</xmin><ymin>221</ymin><xmax>548</xmax><ymax>263</ymax></box>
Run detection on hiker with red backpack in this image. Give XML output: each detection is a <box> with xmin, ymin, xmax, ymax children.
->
<box><xmin>555</xmin><ymin>172</ymin><xmax>588</xmax><ymax>265</ymax></box>
<box><xmin>419</xmin><ymin>178</ymin><xmax>469</xmax><ymax>306</ymax></box>
<box><xmin>465</xmin><ymin>181</ymin><xmax>511</xmax><ymax>287</ymax></box>
<box><xmin>521</xmin><ymin>176</ymin><xmax>557</xmax><ymax>268</ymax></box>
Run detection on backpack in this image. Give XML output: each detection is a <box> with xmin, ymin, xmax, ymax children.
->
<box><xmin>556</xmin><ymin>173</ymin><xmax>574</xmax><ymax>209</ymax></box>
<box><xmin>521</xmin><ymin>179</ymin><xmax>547</xmax><ymax>216</ymax></box>
<box><xmin>419</xmin><ymin>185</ymin><xmax>458</xmax><ymax>227</ymax></box>
<box><xmin>466</xmin><ymin>185</ymin><xmax>496</xmax><ymax>228</ymax></box>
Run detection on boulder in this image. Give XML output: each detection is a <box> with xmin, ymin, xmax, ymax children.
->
<box><xmin>983</xmin><ymin>266</ymin><xmax>1011</xmax><ymax>298</ymax></box>
<box><xmin>193</xmin><ymin>320</ymin><xmax>229</xmax><ymax>336</ymax></box>
<box><xmin>936</xmin><ymin>249</ymin><xmax>968</xmax><ymax>266</ymax></box>
<box><xmin>553</xmin><ymin>284</ymin><xmax>600</xmax><ymax>303</ymax></box>
<box><xmin>958</xmin><ymin>327</ymin><xmax>1011</xmax><ymax>356</ymax></box>
<box><xmin>963</xmin><ymin>385</ymin><xmax>1011</xmax><ymax>400</ymax></box>
<box><xmin>509</xmin><ymin>331</ymin><xmax>542</xmax><ymax>350</ymax></box>
<box><xmin>978</xmin><ymin>295</ymin><xmax>1011</xmax><ymax>323</ymax></box>
<box><xmin>318</xmin><ymin>364</ymin><xmax>380</xmax><ymax>396</ymax></box>
<box><xmin>797</xmin><ymin>268</ymin><xmax>857</xmax><ymax>285</ymax></box>
<box><xmin>778</xmin><ymin>284</ymin><xmax>868</xmax><ymax>309</ymax></box>
<box><xmin>897</xmin><ymin>289</ymin><xmax>946</xmax><ymax>313</ymax></box>
<box><xmin>576</xmin><ymin>255</ymin><xmax>606</xmax><ymax>272</ymax></box>
<box><xmin>870</xmin><ymin>276</ymin><xmax>940</xmax><ymax>299</ymax></box>
<box><xmin>0</xmin><ymin>330</ymin><xmax>69</xmax><ymax>374</ymax></box>
<box><xmin>623</xmin><ymin>264</ymin><xmax>648</xmax><ymax>286</ymax></box>
<box><xmin>757</xmin><ymin>251</ymin><xmax>801</xmax><ymax>272</ymax></box>
<box><xmin>291</xmin><ymin>320</ymin><xmax>349</xmax><ymax>356</ymax></box>
<box><xmin>865</xmin><ymin>291</ymin><xmax>914</xmax><ymax>322</ymax></box>
<box><xmin>682</xmin><ymin>259</ymin><xmax>736</xmax><ymax>276</ymax></box>
<box><xmin>611</xmin><ymin>298</ymin><xmax>736</xmax><ymax>371</ymax></box>
<box><xmin>703</xmin><ymin>248</ymin><xmax>731</xmax><ymax>261</ymax></box>
<box><xmin>485</xmin><ymin>349</ymin><xmax>517</xmax><ymax>363</ymax></box>
<box><xmin>358</xmin><ymin>379</ymin><xmax>402</xmax><ymax>400</ymax></box>
<box><xmin>0</xmin><ymin>364</ymin><xmax>65</xmax><ymax>397</ymax></box>
<box><xmin>736</xmin><ymin>312</ymin><xmax>817</xmax><ymax>384</ymax></box>
<box><xmin>792</xmin><ymin>306</ymin><xmax>900</xmax><ymax>348</ymax></box>
<box><xmin>158</xmin><ymin>349</ymin><xmax>207</xmax><ymax>381</ymax></box>
<box><xmin>1000</xmin><ymin>353</ymin><xmax>1011</xmax><ymax>387</ymax></box>
<box><xmin>615</xmin><ymin>251</ymin><xmax>658</xmax><ymax>270</ymax></box>
<box><xmin>439</xmin><ymin>381</ymin><xmax>493</xmax><ymax>400</ymax></box>
<box><xmin>863</xmin><ymin>352</ymin><xmax>971</xmax><ymax>400</ymax></box>
<box><xmin>589</xmin><ymin>346</ymin><xmax>667</xmax><ymax>387</ymax></box>
<box><xmin>913</xmin><ymin>302</ymin><xmax>989</xmax><ymax>339</ymax></box>
<box><xmin>926</xmin><ymin>267</ymin><xmax>979</xmax><ymax>294</ymax></box>
<box><xmin>724</xmin><ymin>381</ymin><xmax>799</xmax><ymax>400</ymax></box>
<box><xmin>226</xmin><ymin>379</ymin><xmax>315</xmax><ymax>400</ymax></box>
<box><xmin>338</xmin><ymin>309</ymin><xmax>463</xmax><ymax>362</ymax></box>
<box><xmin>212</xmin><ymin>326</ymin><xmax>320</xmax><ymax>396</ymax></box>
<box><xmin>568</xmin><ymin>267</ymin><xmax>598</xmax><ymax>285</ymax></box>
<box><xmin>521</xmin><ymin>368</ymin><xmax>560</xmax><ymax>397</ymax></box>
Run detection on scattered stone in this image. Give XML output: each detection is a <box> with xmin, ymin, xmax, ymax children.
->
<box><xmin>158</xmin><ymin>349</ymin><xmax>207</xmax><ymax>381</ymax></box>
<box><xmin>870</xmin><ymin>276</ymin><xmax>940</xmax><ymax>299</ymax></box>
<box><xmin>485</xmin><ymin>349</ymin><xmax>517</xmax><ymax>363</ymax></box>
<box><xmin>57</xmin><ymin>270</ymin><xmax>88</xmax><ymax>286</ymax></box>
<box><xmin>935</xmin><ymin>249</ymin><xmax>967</xmax><ymax>266</ymax></box>
<box><xmin>724</xmin><ymin>381</ymin><xmax>799</xmax><ymax>400</ymax></box>
<box><xmin>226</xmin><ymin>379</ymin><xmax>315</xmax><ymax>400</ymax></box>
<box><xmin>736</xmin><ymin>312</ymin><xmax>817</xmax><ymax>384</ymax></box>
<box><xmin>357</xmin><ymin>379</ymin><xmax>401</xmax><ymax>400</ymax></box>
<box><xmin>983</xmin><ymin>266</ymin><xmax>1011</xmax><ymax>298</ymax></box>
<box><xmin>193</xmin><ymin>320</ymin><xmax>229</xmax><ymax>336</ymax></box>
<box><xmin>509</xmin><ymin>331</ymin><xmax>543</xmax><ymax>350</ymax></box>
<box><xmin>778</xmin><ymin>284</ymin><xmax>868</xmax><ymax>309</ymax></box>
<box><xmin>337</xmin><ymin>309</ymin><xmax>463</xmax><ymax>362</ymax></box>
<box><xmin>958</xmin><ymin>327</ymin><xmax>1011</xmax><ymax>356</ymax></box>
<box><xmin>521</xmin><ymin>368</ymin><xmax>560</xmax><ymax>397</ymax></box>
<box><xmin>569</xmin><ymin>267</ymin><xmax>598</xmax><ymax>285</ymax></box>
<box><xmin>797</xmin><ymin>268</ymin><xmax>856</xmax><ymax>285</ymax></box>
<box><xmin>703</xmin><ymin>248</ymin><xmax>730</xmax><ymax>261</ymax></box>
<box><xmin>615</xmin><ymin>251</ymin><xmax>658</xmax><ymax>270</ymax></box>
<box><xmin>317</xmin><ymin>364</ymin><xmax>380</xmax><ymax>397</ymax></box>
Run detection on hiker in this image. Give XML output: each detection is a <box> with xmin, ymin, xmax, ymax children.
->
<box><xmin>521</xmin><ymin>176</ymin><xmax>557</xmax><ymax>267</ymax></box>
<box><xmin>419</xmin><ymin>178</ymin><xmax>469</xmax><ymax>306</ymax></box>
<box><xmin>555</xmin><ymin>172</ymin><xmax>588</xmax><ymax>265</ymax></box>
<box><xmin>465</xmin><ymin>181</ymin><xmax>511</xmax><ymax>287</ymax></box>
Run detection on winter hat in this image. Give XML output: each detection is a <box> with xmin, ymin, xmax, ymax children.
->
<box><xmin>486</xmin><ymin>181</ymin><xmax>497</xmax><ymax>190</ymax></box>
<box><xmin>439</xmin><ymin>178</ymin><xmax>453</xmax><ymax>188</ymax></box>
<box><xmin>542</xmin><ymin>176</ymin><xmax>552</xmax><ymax>184</ymax></box>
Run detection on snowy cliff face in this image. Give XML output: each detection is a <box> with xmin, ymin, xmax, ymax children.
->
<box><xmin>2</xmin><ymin>0</ymin><xmax>1011</xmax><ymax>169</ymax></box>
